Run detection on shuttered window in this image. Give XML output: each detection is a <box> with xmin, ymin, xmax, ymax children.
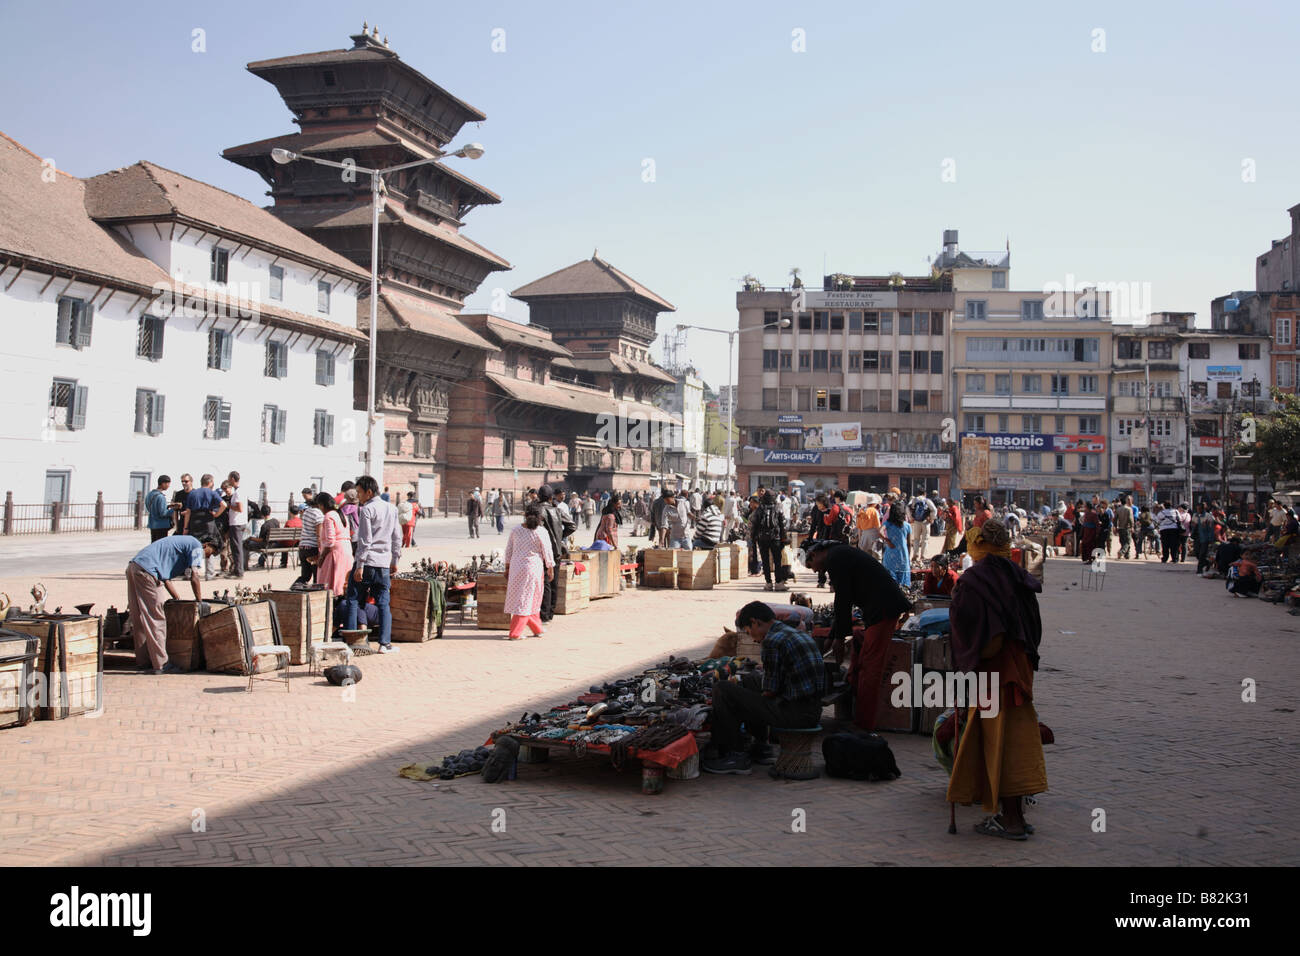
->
<box><xmin>49</xmin><ymin>378</ymin><xmax>87</xmax><ymax>430</ymax></box>
<box><xmin>134</xmin><ymin>389</ymin><xmax>165</xmax><ymax>436</ymax></box>
<box><xmin>208</xmin><ymin>330</ymin><xmax>232</xmax><ymax>370</ymax></box>
<box><xmin>265</xmin><ymin>341</ymin><xmax>288</xmax><ymax>378</ymax></box>
<box><xmin>315</xmin><ymin>350</ymin><xmax>336</xmax><ymax>385</ymax></box>
<box><xmin>204</xmin><ymin>396</ymin><xmax>231</xmax><ymax>440</ymax></box>
<box><xmin>210</xmin><ymin>246</ymin><xmax>229</xmax><ymax>283</ymax></box>
<box><xmin>313</xmin><ymin>409</ymin><xmax>335</xmax><ymax>447</ymax></box>
<box><xmin>55</xmin><ymin>297</ymin><xmax>93</xmax><ymax>349</ymax></box>
<box><xmin>262</xmin><ymin>405</ymin><xmax>287</xmax><ymax>444</ymax></box>
<box><xmin>269</xmin><ymin>264</ymin><xmax>284</xmax><ymax>301</ymax></box>
<box><xmin>136</xmin><ymin>315</ymin><xmax>165</xmax><ymax>360</ymax></box>
<box><xmin>317</xmin><ymin>280</ymin><xmax>331</xmax><ymax>314</ymax></box>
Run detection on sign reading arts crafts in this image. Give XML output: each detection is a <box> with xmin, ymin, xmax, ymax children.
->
<box><xmin>764</xmin><ymin>450</ymin><xmax>822</xmax><ymax>464</ymax></box>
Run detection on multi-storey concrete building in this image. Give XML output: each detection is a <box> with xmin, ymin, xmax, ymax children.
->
<box><xmin>954</xmin><ymin>281</ymin><xmax>1114</xmax><ymax>509</ymax></box>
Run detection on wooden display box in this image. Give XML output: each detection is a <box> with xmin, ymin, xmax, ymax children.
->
<box><xmin>579</xmin><ymin>549</ymin><xmax>620</xmax><ymax>600</ymax></box>
<box><xmin>727</xmin><ymin>543</ymin><xmax>747</xmax><ymax>581</ymax></box>
<box><xmin>198</xmin><ymin>601</ymin><xmax>284</xmax><ymax>675</ymax></box>
<box><xmin>713</xmin><ymin>547</ymin><xmax>731</xmax><ymax>583</ymax></box>
<box><xmin>164</xmin><ymin>600</ymin><xmax>206</xmax><ymax>671</ymax></box>
<box><xmin>268</xmin><ymin>588</ymin><xmax>333</xmax><ymax>662</ymax></box>
<box><xmin>0</xmin><ymin>629</ymin><xmax>39</xmax><ymax>729</ymax></box>
<box><xmin>388</xmin><ymin>577</ymin><xmax>442</xmax><ymax>642</ymax></box>
<box><xmin>555</xmin><ymin>565</ymin><xmax>590</xmax><ymax>615</ymax></box>
<box><xmin>874</xmin><ymin>636</ymin><xmax>917</xmax><ymax>733</ymax></box>
<box><xmin>676</xmin><ymin>549</ymin><xmax>715</xmax><ymax>591</ymax></box>
<box><xmin>5</xmin><ymin>614</ymin><xmax>103</xmax><ymax>719</ymax></box>
<box><xmin>642</xmin><ymin>550</ymin><xmax>678</xmax><ymax>589</ymax></box>
<box><xmin>475</xmin><ymin>573</ymin><xmax>511</xmax><ymax>630</ymax></box>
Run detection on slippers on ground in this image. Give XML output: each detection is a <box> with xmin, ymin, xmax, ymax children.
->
<box><xmin>995</xmin><ymin>813</ymin><xmax>1035</xmax><ymax>835</ymax></box>
<box><xmin>974</xmin><ymin>815</ymin><xmax>1029</xmax><ymax>841</ymax></box>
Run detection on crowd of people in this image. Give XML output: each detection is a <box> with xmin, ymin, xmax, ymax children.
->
<box><xmin>128</xmin><ymin>473</ymin><xmax>412</xmax><ymax>674</ymax></box>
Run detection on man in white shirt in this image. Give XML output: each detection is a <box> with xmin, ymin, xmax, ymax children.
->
<box><xmin>226</xmin><ymin>470</ymin><xmax>248</xmax><ymax>577</ymax></box>
<box><xmin>1155</xmin><ymin>502</ymin><xmax>1182</xmax><ymax>564</ymax></box>
<box><xmin>723</xmin><ymin>492</ymin><xmax>739</xmax><ymax>536</ymax></box>
<box><xmin>293</xmin><ymin>489</ymin><xmax>323</xmax><ymax>587</ymax></box>
<box><xmin>341</xmin><ymin>475</ymin><xmax>403</xmax><ymax>653</ymax></box>
<box><xmin>1268</xmin><ymin>500</ymin><xmax>1287</xmax><ymax>541</ymax></box>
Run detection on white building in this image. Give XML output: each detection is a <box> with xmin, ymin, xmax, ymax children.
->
<box><xmin>0</xmin><ymin>134</ymin><xmax>369</xmax><ymax>511</ymax></box>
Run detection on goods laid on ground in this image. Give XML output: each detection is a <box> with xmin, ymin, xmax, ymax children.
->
<box><xmin>0</xmin><ymin>628</ymin><xmax>39</xmax><ymax>729</ymax></box>
<box><xmin>4</xmin><ymin>613</ymin><xmax>104</xmax><ymax>719</ymax></box>
<box><xmin>474</xmin><ymin>573</ymin><xmax>510</xmax><ymax>630</ymax></box>
<box><xmin>163</xmin><ymin>600</ymin><xmax>207</xmax><ymax>671</ymax></box>
<box><xmin>467</xmin><ymin>654</ymin><xmax>745</xmax><ymax>793</ymax></box>
<box><xmin>387</xmin><ymin>576</ymin><xmax>445</xmax><ymax>642</ymax></box>
<box><xmin>268</xmin><ymin>588</ymin><xmax>333</xmax><ymax>662</ymax></box>
<box><xmin>554</xmin><ymin>563</ymin><xmax>589</xmax><ymax>615</ymax></box>
<box><xmin>198</xmin><ymin>601</ymin><xmax>286</xmax><ymax>676</ymax></box>
<box><xmin>580</xmin><ymin>549</ymin><xmax>620</xmax><ymax>600</ymax></box>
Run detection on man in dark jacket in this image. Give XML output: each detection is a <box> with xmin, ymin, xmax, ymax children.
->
<box><xmin>536</xmin><ymin>484</ymin><xmax>575</xmax><ymax>622</ymax></box>
<box><xmin>466</xmin><ymin>490</ymin><xmax>483</xmax><ymax>539</ymax></box>
<box><xmin>749</xmin><ymin>489</ymin><xmax>787</xmax><ymax>591</ymax></box>
<box><xmin>805</xmin><ymin>541</ymin><xmax>912</xmax><ymax>730</ymax></box>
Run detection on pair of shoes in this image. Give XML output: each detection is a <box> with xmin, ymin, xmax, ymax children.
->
<box><xmin>524</xmin><ymin>632</ymin><xmax>543</xmax><ymax>639</ymax></box>
<box><xmin>974</xmin><ymin>815</ymin><xmax>1028</xmax><ymax>840</ymax></box>
<box><xmin>764</xmin><ymin>582</ymin><xmax>773</xmax><ymax>591</ymax></box>
<box><xmin>994</xmin><ymin>813</ymin><xmax>1035</xmax><ymax>835</ymax></box>
<box><xmin>701</xmin><ymin>752</ymin><xmax>753</xmax><ymax>775</ymax></box>
<box><xmin>159</xmin><ymin>662</ymin><xmax>184</xmax><ymax>675</ymax></box>
<box><xmin>378</xmin><ymin>644</ymin><xmax>400</xmax><ymax>654</ymax></box>
<box><xmin>749</xmin><ymin>743</ymin><xmax>777</xmax><ymax>765</ymax></box>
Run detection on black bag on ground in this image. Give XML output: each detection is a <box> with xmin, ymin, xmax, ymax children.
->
<box><xmin>822</xmin><ymin>732</ymin><xmax>901</xmax><ymax>781</ymax></box>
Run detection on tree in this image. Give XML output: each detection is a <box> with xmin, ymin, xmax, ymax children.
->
<box><xmin>1242</xmin><ymin>389</ymin><xmax>1300</xmax><ymax>486</ymax></box>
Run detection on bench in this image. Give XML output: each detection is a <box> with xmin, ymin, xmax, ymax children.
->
<box><xmin>259</xmin><ymin>528</ymin><xmax>302</xmax><ymax>568</ymax></box>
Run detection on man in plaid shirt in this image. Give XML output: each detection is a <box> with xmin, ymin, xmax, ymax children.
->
<box><xmin>703</xmin><ymin>601</ymin><xmax>826</xmax><ymax>775</ymax></box>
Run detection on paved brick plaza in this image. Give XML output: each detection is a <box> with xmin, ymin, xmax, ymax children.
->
<box><xmin>2</xmin><ymin>535</ymin><xmax>1297</xmax><ymax>866</ymax></box>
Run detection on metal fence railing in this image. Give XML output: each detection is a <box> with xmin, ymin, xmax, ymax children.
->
<box><xmin>2</xmin><ymin>493</ymin><xmax>147</xmax><ymax>535</ymax></box>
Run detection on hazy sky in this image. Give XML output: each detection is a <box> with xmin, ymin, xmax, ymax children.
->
<box><xmin>3</xmin><ymin>0</ymin><xmax>1296</xmax><ymax>391</ymax></box>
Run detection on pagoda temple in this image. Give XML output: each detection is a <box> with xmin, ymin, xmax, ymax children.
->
<box><xmin>224</xmin><ymin>26</ymin><xmax>510</xmax><ymax>494</ymax></box>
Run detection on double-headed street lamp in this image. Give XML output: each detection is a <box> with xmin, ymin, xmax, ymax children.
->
<box><xmin>270</xmin><ymin>142</ymin><xmax>485</xmax><ymax>477</ymax></box>
<box><xmin>678</xmin><ymin>309</ymin><xmax>792</xmax><ymax>493</ymax></box>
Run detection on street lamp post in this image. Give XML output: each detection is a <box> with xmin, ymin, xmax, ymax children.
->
<box><xmin>678</xmin><ymin>309</ymin><xmax>792</xmax><ymax>494</ymax></box>
<box><xmin>270</xmin><ymin>143</ymin><xmax>485</xmax><ymax>479</ymax></box>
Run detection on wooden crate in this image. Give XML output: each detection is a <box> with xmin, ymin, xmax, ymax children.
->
<box><xmin>554</xmin><ymin>565</ymin><xmax>590</xmax><ymax>615</ymax></box>
<box><xmin>579</xmin><ymin>549</ymin><xmax>620</xmax><ymax>600</ymax></box>
<box><xmin>0</xmin><ymin>629</ymin><xmax>39</xmax><ymax>729</ymax></box>
<box><xmin>388</xmin><ymin>577</ymin><xmax>442</xmax><ymax>642</ymax></box>
<box><xmin>727</xmin><ymin>543</ymin><xmax>747</xmax><ymax>580</ymax></box>
<box><xmin>713</xmin><ymin>547</ymin><xmax>731</xmax><ymax>583</ymax></box>
<box><xmin>735</xmin><ymin>636</ymin><xmax>762</xmax><ymax>662</ymax></box>
<box><xmin>676</xmin><ymin>549</ymin><xmax>716</xmax><ymax>590</ymax></box>
<box><xmin>475</xmin><ymin>573</ymin><xmax>511</xmax><ymax>630</ymax></box>
<box><xmin>874</xmin><ymin>636</ymin><xmax>917</xmax><ymax>733</ymax></box>
<box><xmin>642</xmin><ymin>550</ymin><xmax>678</xmax><ymax>588</ymax></box>
<box><xmin>268</xmin><ymin>589</ymin><xmax>333</xmax><ymax>663</ymax></box>
<box><xmin>164</xmin><ymin>600</ymin><xmax>206</xmax><ymax>671</ymax></box>
<box><xmin>5</xmin><ymin>614</ymin><xmax>103</xmax><ymax>719</ymax></box>
<box><xmin>198</xmin><ymin>602</ymin><xmax>283</xmax><ymax>675</ymax></box>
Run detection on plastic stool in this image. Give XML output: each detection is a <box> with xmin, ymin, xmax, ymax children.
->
<box><xmin>770</xmin><ymin>724</ymin><xmax>822</xmax><ymax>780</ymax></box>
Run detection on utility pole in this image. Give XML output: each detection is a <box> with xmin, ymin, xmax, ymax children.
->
<box><xmin>1144</xmin><ymin>362</ymin><xmax>1153</xmax><ymax>508</ymax></box>
<box><xmin>1251</xmin><ymin>375</ymin><xmax>1259</xmax><ymax>516</ymax></box>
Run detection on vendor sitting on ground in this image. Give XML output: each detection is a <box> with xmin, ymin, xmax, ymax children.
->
<box><xmin>1214</xmin><ymin>536</ymin><xmax>1244</xmax><ymax>577</ymax></box>
<box><xmin>704</xmin><ymin>601</ymin><xmax>826</xmax><ymax>775</ymax></box>
<box><xmin>922</xmin><ymin>554</ymin><xmax>959</xmax><ymax>596</ymax></box>
<box><xmin>1226</xmin><ymin>554</ymin><xmax>1262</xmax><ymax>597</ymax></box>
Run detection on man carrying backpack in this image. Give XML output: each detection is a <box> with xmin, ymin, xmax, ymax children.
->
<box><xmin>910</xmin><ymin>494</ymin><xmax>937</xmax><ymax>562</ymax></box>
<box><xmin>749</xmin><ymin>489</ymin><xmax>787</xmax><ymax>591</ymax></box>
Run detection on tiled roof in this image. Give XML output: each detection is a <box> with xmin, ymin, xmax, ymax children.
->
<box><xmin>275</xmin><ymin>202</ymin><xmax>510</xmax><ymax>269</ymax></box>
<box><xmin>83</xmin><ymin>161</ymin><xmax>370</xmax><ymax>282</ymax></box>
<box><xmin>478</xmin><ymin>316</ymin><xmax>571</xmax><ymax>356</ymax></box>
<box><xmin>246</xmin><ymin>43</ymin><xmax>487</xmax><ymax>122</ymax></box>
<box><xmin>486</xmin><ymin>372</ymin><xmax>616</xmax><ymax>416</ymax></box>
<box><xmin>0</xmin><ymin>133</ymin><xmax>172</xmax><ymax>294</ymax></box>
<box><xmin>223</xmin><ymin>131</ymin><xmax>501</xmax><ymax>204</ymax></box>
<box><xmin>369</xmin><ymin>290</ymin><xmax>496</xmax><ymax>350</ymax></box>
<box><xmin>568</xmin><ymin>354</ymin><xmax>676</xmax><ymax>384</ymax></box>
<box><xmin>511</xmin><ymin>254</ymin><xmax>675</xmax><ymax>311</ymax></box>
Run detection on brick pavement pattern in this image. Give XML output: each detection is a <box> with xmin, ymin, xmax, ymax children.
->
<box><xmin>1</xmin><ymin>551</ymin><xmax>1298</xmax><ymax>866</ymax></box>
